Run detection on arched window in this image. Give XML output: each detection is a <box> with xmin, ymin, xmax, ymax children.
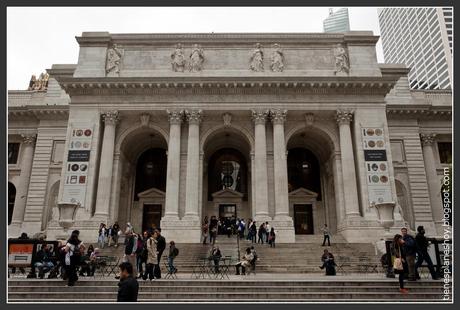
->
<box><xmin>8</xmin><ymin>182</ymin><xmax>16</xmax><ymax>225</ymax></box>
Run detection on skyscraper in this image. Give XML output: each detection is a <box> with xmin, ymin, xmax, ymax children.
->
<box><xmin>378</xmin><ymin>7</ymin><xmax>453</xmax><ymax>90</ymax></box>
<box><xmin>323</xmin><ymin>8</ymin><xmax>350</xmax><ymax>33</ymax></box>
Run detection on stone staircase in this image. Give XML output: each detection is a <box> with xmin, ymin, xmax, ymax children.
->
<box><xmin>94</xmin><ymin>235</ymin><xmax>382</xmax><ymax>274</ymax></box>
<box><xmin>8</xmin><ymin>278</ymin><xmax>446</xmax><ymax>302</ymax></box>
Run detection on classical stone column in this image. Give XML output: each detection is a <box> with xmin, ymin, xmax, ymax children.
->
<box><xmin>10</xmin><ymin>134</ymin><xmax>36</xmax><ymax>227</ymax></box>
<box><xmin>336</xmin><ymin>109</ymin><xmax>360</xmax><ymax>217</ymax></box>
<box><xmin>163</xmin><ymin>110</ymin><xmax>183</xmax><ymax>220</ymax></box>
<box><xmin>420</xmin><ymin>133</ymin><xmax>443</xmax><ymax>228</ymax></box>
<box><xmin>252</xmin><ymin>110</ymin><xmax>271</xmax><ymax>222</ymax></box>
<box><xmin>94</xmin><ymin>111</ymin><xmax>119</xmax><ymax>219</ymax></box>
<box><xmin>183</xmin><ymin>109</ymin><xmax>202</xmax><ymax>220</ymax></box>
<box><xmin>271</xmin><ymin>109</ymin><xmax>291</xmax><ymax>220</ymax></box>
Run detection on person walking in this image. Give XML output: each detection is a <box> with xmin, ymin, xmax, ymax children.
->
<box><xmin>393</xmin><ymin>234</ymin><xmax>409</xmax><ymax>294</ymax></box>
<box><xmin>98</xmin><ymin>223</ymin><xmax>106</xmax><ymax>249</ymax></box>
<box><xmin>401</xmin><ymin>227</ymin><xmax>417</xmax><ymax>281</ymax></box>
<box><xmin>202</xmin><ymin>216</ymin><xmax>209</xmax><ymax>245</ymax></box>
<box><xmin>168</xmin><ymin>241</ymin><xmax>179</xmax><ymax>274</ymax></box>
<box><xmin>155</xmin><ymin>228</ymin><xmax>166</xmax><ymax>279</ymax></box>
<box><xmin>112</xmin><ymin>222</ymin><xmax>120</xmax><ymax>247</ymax></box>
<box><xmin>123</xmin><ymin>231</ymin><xmax>138</xmax><ymax>278</ymax></box>
<box><xmin>64</xmin><ymin>230</ymin><xmax>84</xmax><ymax>286</ymax></box>
<box><xmin>257</xmin><ymin>223</ymin><xmax>265</xmax><ymax>244</ymax></box>
<box><xmin>415</xmin><ymin>226</ymin><xmax>440</xmax><ymax>280</ymax></box>
<box><xmin>268</xmin><ymin>227</ymin><xmax>276</xmax><ymax>248</ymax></box>
<box><xmin>117</xmin><ymin>262</ymin><xmax>139</xmax><ymax>302</ymax></box>
<box><xmin>145</xmin><ymin>230</ymin><xmax>158</xmax><ymax>281</ymax></box>
<box><xmin>321</xmin><ymin>224</ymin><xmax>331</xmax><ymax>246</ymax></box>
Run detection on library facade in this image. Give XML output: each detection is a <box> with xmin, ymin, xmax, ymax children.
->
<box><xmin>8</xmin><ymin>32</ymin><xmax>452</xmax><ymax>243</ymax></box>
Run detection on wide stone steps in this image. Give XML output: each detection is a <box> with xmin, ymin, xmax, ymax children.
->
<box><xmin>8</xmin><ymin>279</ymin><xmax>446</xmax><ymax>302</ymax></box>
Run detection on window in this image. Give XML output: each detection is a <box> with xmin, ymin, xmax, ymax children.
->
<box><xmin>391</xmin><ymin>140</ymin><xmax>406</xmax><ymax>163</ymax></box>
<box><xmin>51</xmin><ymin>140</ymin><xmax>65</xmax><ymax>164</ymax></box>
<box><xmin>8</xmin><ymin>143</ymin><xmax>20</xmax><ymax>164</ymax></box>
<box><xmin>438</xmin><ymin>142</ymin><xmax>452</xmax><ymax>164</ymax></box>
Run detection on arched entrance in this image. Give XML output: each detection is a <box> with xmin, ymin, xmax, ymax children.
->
<box><xmin>117</xmin><ymin>128</ymin><xmax>168</xmax><ymax>233</ymax></box>
<box><xmin>8</xmin><ymin>182</ymin><xmax>16</xmax><ymax>225</ymax></box>
<box><xmin>202</xmin><ymin>127</ymin><xmax>252</xmax><ymax>224</ymax></box>
<box><xmin>286</xmin><ymin>125</ymin><xmax>338</xmax><ymax>235</ymax></box>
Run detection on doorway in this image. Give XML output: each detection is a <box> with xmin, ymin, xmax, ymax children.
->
<box><xmin>294</xmin><ymin>204</ymin><xmax>314</xmax><ymax>234</ymax></box>
<box><xmin>142</xmin><ymin>204</ymin><xmax>162</xmax><ymax>232</ymax></box>
<box><xmin>219</xmin><ymin>204</ymin><xmax>236</xmax><ymax>235</ymax></box>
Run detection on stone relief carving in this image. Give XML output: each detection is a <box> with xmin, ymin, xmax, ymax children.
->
<box><xmin>189</xmin><ymin>44</ymin><xmax>205</xmax><ymax>72</ymax></box>
<box><xmin>336</xmin><ymin>109</ymin><xmax>354</xmax><ymax>125</ymax></box>
<box><xmin>420</xmin><ymin>133</ymin><xmax>437</xmax><ymax>146</ymax></box>
<box><xmin>334</xmin><ymin>44</ymin><xmax>350</xmax><ymax>75</ymax></box>
<box><xmin>106</xmin><ymin>44</ymin><xmax>124</xmax><ymax>77</ymax></box>
<box><xmin>28</xmin><ymin>72</ymin><xmax>49</xmax><ymax>91</ymax></box>
<box><xmin>102</xmin><ymin>110</ymin><xmax>120</xmax><ymax>125</ymax></box>
<box><xmin>222</xmin><ymin>113</ymin><xmax>232</xmax><ymax>126</ymax></box>
<box><xmin>140</xmin><ymin>113</ymin><xmax>150</xmax><ymax>127</ymax></box>
<box><xmin>270</xmin><ymin>109</ymin><xmax>287</xmax><ymax>124</ymax></box>
<box><xmin>270</xmin><ymin>44</ymin><xmax>285</xmax><ymax>72</ymax></box>
<box><xmin>185</xmin><ymin>110</ymin><xmax>203</xmax><ymax>124</ymax></box>
<box><xmin>251</xmin><ymin>109</ymin><xmax>269</xmax><ymax>124</ymax></box>
<box><xmin>171</xmin><ymin>43</ymin><xmax>187</xmax><ymax>72</ymax></box>
<box><xmin>21</xmin><ymin>134</ymin><xmax>37</xmax><ymax>145</ymax></box>
<box><xmin>305</xmin><ymin>113</ymin><xmax>315</xmax><ymax>127</ymax></box>
<box><xmin>250</xmin><ymin>43</ymin><xmax>264</xmax><ymax>72</ymax></box>
<box><xmin>166</xmin><ymin>109</ymin><xmax>184</xmax><ymax>124</ymax></box>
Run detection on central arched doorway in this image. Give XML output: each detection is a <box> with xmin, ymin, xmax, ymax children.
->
<box><xmin>202</xmin><ymin>127</ymin><xmax>253</xmax><ymax>227</ymax></box>
<box><xmin>286</xmin><ymin>125</ymin><xmax>338</xmax><ymax>235</ymax></box>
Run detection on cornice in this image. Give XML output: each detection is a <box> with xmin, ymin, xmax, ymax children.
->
<box><xmin>8</xmin><ymin>106</ymin><xmax>69</xmax><ymax>120</ymax></box>
<box><xmin>56</xmin><ymin>76</ymin><xmax>397</xmax><ymax>97</ymax></box>
<box><xmin>386</xmin><ymin>105</ymin><xmax>452</xmax><ymax>118</ymax></box>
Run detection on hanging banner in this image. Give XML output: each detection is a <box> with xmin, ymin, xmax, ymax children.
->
<box><xmin>62</xmin><ymin>125</ymin><xmax>93</xmax><ymax>206</ymax></box>
<box><xmin>362</xmin><ymin>127</ymin><xmax>392</xmax><ymax>204</ymax></box>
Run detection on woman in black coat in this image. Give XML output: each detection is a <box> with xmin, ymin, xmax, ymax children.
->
<box><xmin>393</xmin><ymin>234</ymin><xmax>409</xmax><ymax>294</ymax></box>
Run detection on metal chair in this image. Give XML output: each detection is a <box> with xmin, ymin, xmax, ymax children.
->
<box><xmin>163</xmin><ymin>256</ymin><xmax>177</xmax><ymax>279</ymax></box>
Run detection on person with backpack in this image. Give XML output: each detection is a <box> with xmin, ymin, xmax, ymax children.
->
<box><xmin>257</xmin><ymin>223</ymin><xmax>266</xmax><ymax>244</ymax></box>
<box><xmin>168</xmin><ymin>241</ymin><xmax>179</xmax><ymax>274</ymax></box>
<box><xmin>401</xmin><ymin>227</ymin><xmax>417</xmax><ymax>281</ymax></box>
<box><xmin>268</xmin><ymin>227</ymin><xmax>276</xmax><ymax>248</ymax></box>
<box><xmin>64</xmin><ymin>230</ymin><xmax>84</xmax><ymax>286</ymax></box>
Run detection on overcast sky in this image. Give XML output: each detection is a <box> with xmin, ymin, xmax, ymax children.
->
<box><xmin>7</xmin><ymin>7</ymin><xmax>383</xmax><ymax>90</ymax></box>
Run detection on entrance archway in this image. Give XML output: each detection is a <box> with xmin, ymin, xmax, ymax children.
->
<box><xmin>286</xmin><ymin>125</ymin><xmax>338</xmax><ymax>235</ymax></box>
<box><xmin>117</xmin><ymin>128</ymin><xmax>168</xmax><ymax>232</ymax></box>
<box><xmin>202</xmin><ymin>127</ymin><xmax>252</xmax><ymax>223</ymax></box>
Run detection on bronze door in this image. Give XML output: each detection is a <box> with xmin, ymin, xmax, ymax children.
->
<box><xmin>294</xmin><ymin>204</ymin><xmax>314</xmax><ymax>234</ymax></box>
<box><xmin>142</xmin><ymin>204</ymin><xmax>162</xmax><ymax>232</ymax></box>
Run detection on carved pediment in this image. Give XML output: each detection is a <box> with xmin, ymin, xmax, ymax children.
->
<box><xmin>289</xmin><ymin>187</ymin><xmax>318</xmax><ymax>199</ymax></box>
<box><xmin>211</xmin><ymin>188</ymin><xmax>244</xmax><ymax>199</ymax></box>
<box><xmin>137</xmin><ymin>187</ymin><xmax>166</xmax><ymax>199</ymax></box>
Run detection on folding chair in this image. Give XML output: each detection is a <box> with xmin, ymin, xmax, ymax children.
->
<box><xmin>337</xmin><ymin>256</ymin><xmax>351</xmax><ymax>275</ymax></box>
<box><xmin>164</xmin><ymin>257</ymin><xmax>177</xmax><ymax>279</ymax></box>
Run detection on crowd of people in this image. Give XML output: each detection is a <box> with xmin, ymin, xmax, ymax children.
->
<box><xmin>201</xmin><ymin>215</ymin><xmax>277</xmax><ymax>247</ymax></box>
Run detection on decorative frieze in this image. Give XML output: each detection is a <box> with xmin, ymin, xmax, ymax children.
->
<box><xmin>336</xmin><ymin>109</ymin><xmax>354</xmax><ymax>125</ymax></box>
<box><xmin>270</xmin><ymin>44</ymin><xmax>284</xmax><ymax>72</ymax></box>
<box><xmin>171</xmin><ymin>43</ymin><xmax>187</xmax><ymax>72</ymax></box>
<box><xmin>250</xmin><ymin>43</ymin><xmax>264</xmax><ymax>72</ymax></box>
<box><xmin>420</xmin><ymin>133</ymin><xmax>437</xmax><ymax>146</ymax></box>
<box><xmin>106</xmin><ymin>44</ymin><xmax>124</xmax><ymax>77</ymax></box>
<box><xmin>189</xmin><ymin>44</ymin><xmax>205</xmax><ymax>72</ymax></box>
<box><xmin>251</xmin><ymin>109</ymin><xmax>269</xmax><ymax>125</ymax></box>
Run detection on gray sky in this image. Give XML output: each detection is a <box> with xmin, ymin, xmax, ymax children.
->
<box><xmin>7</xmin><ymin>7</ymin><xmax>383</xmax><ymax>90</ymax></box>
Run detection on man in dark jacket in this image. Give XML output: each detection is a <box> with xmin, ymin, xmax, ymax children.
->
<box><xmin>34</xmin><ymin>244</ymin><xmax>55</xmax><ymax>279</ymax></box>
<box><xmin>155</xmin><ymin>228</ymin><xmax>166</xmax><ymax>279</ymax></box>
<box><xmin>117</xmin><ymin>262</ymin><xmax>139</xmax><ymax>302</ymax></box>
<box><xmin>401</xmin><ymin>227</ymin><xmax>417</xmax><ymax>281</ymax></box>
<box><xmin>415</xmin><ymin>226</ymin><xmax>440</xmax><ymax>280</ymax></box>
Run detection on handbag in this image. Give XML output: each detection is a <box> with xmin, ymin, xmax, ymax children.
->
<box><xmin>393</xmin><ymin>245</ymin><xmax>404</xmax><ymax>271</ymax></box>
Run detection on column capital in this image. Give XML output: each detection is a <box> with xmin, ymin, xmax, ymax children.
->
<box><xmin>102</xmin><ymin>110</ymin><xmax>119</xmax><ymax>126</ymax></box>
<box><xmin>21</xmin><ymin>133</ymin><xmax>36</xmax><ymax>145</ymax></box>
<box><xmin>336</xmin><ymin>109</ymin><xmax>354</xmax><ymax>126</ymax></box>
<box><xmin>252</xmin><ymin>109</ymin><xmax>269</xmax><ymax>125</ymax></box>
<box><xmin>166</xmin><ymin>109</ymin><xmax>184</xmax><ymax>124</ymax></box>
<box><xmin>270</xmin><ymin>109</ymin><xmax>287</xmax><ymax>124</ymax></box>
<box><xmin>420</xmin><ymin>133</ymin><xmax>437</xmax><ymax>146</ymax></box>
<box><xmin>185</xmin><ymin>109</ymin><xmax>203</xmax><ymax>124</ymax></box>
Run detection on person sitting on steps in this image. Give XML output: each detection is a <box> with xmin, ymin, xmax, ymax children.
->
<box><xmin>235</xmin><ymin>247</ymin><xmax>254</xmax><ymax>275</ymax></box>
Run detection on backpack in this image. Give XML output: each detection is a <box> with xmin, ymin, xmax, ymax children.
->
<box><xmin>173</xmin><ymin>247</ymin><xmax>179</xmax><ymax>257</ymax></box>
